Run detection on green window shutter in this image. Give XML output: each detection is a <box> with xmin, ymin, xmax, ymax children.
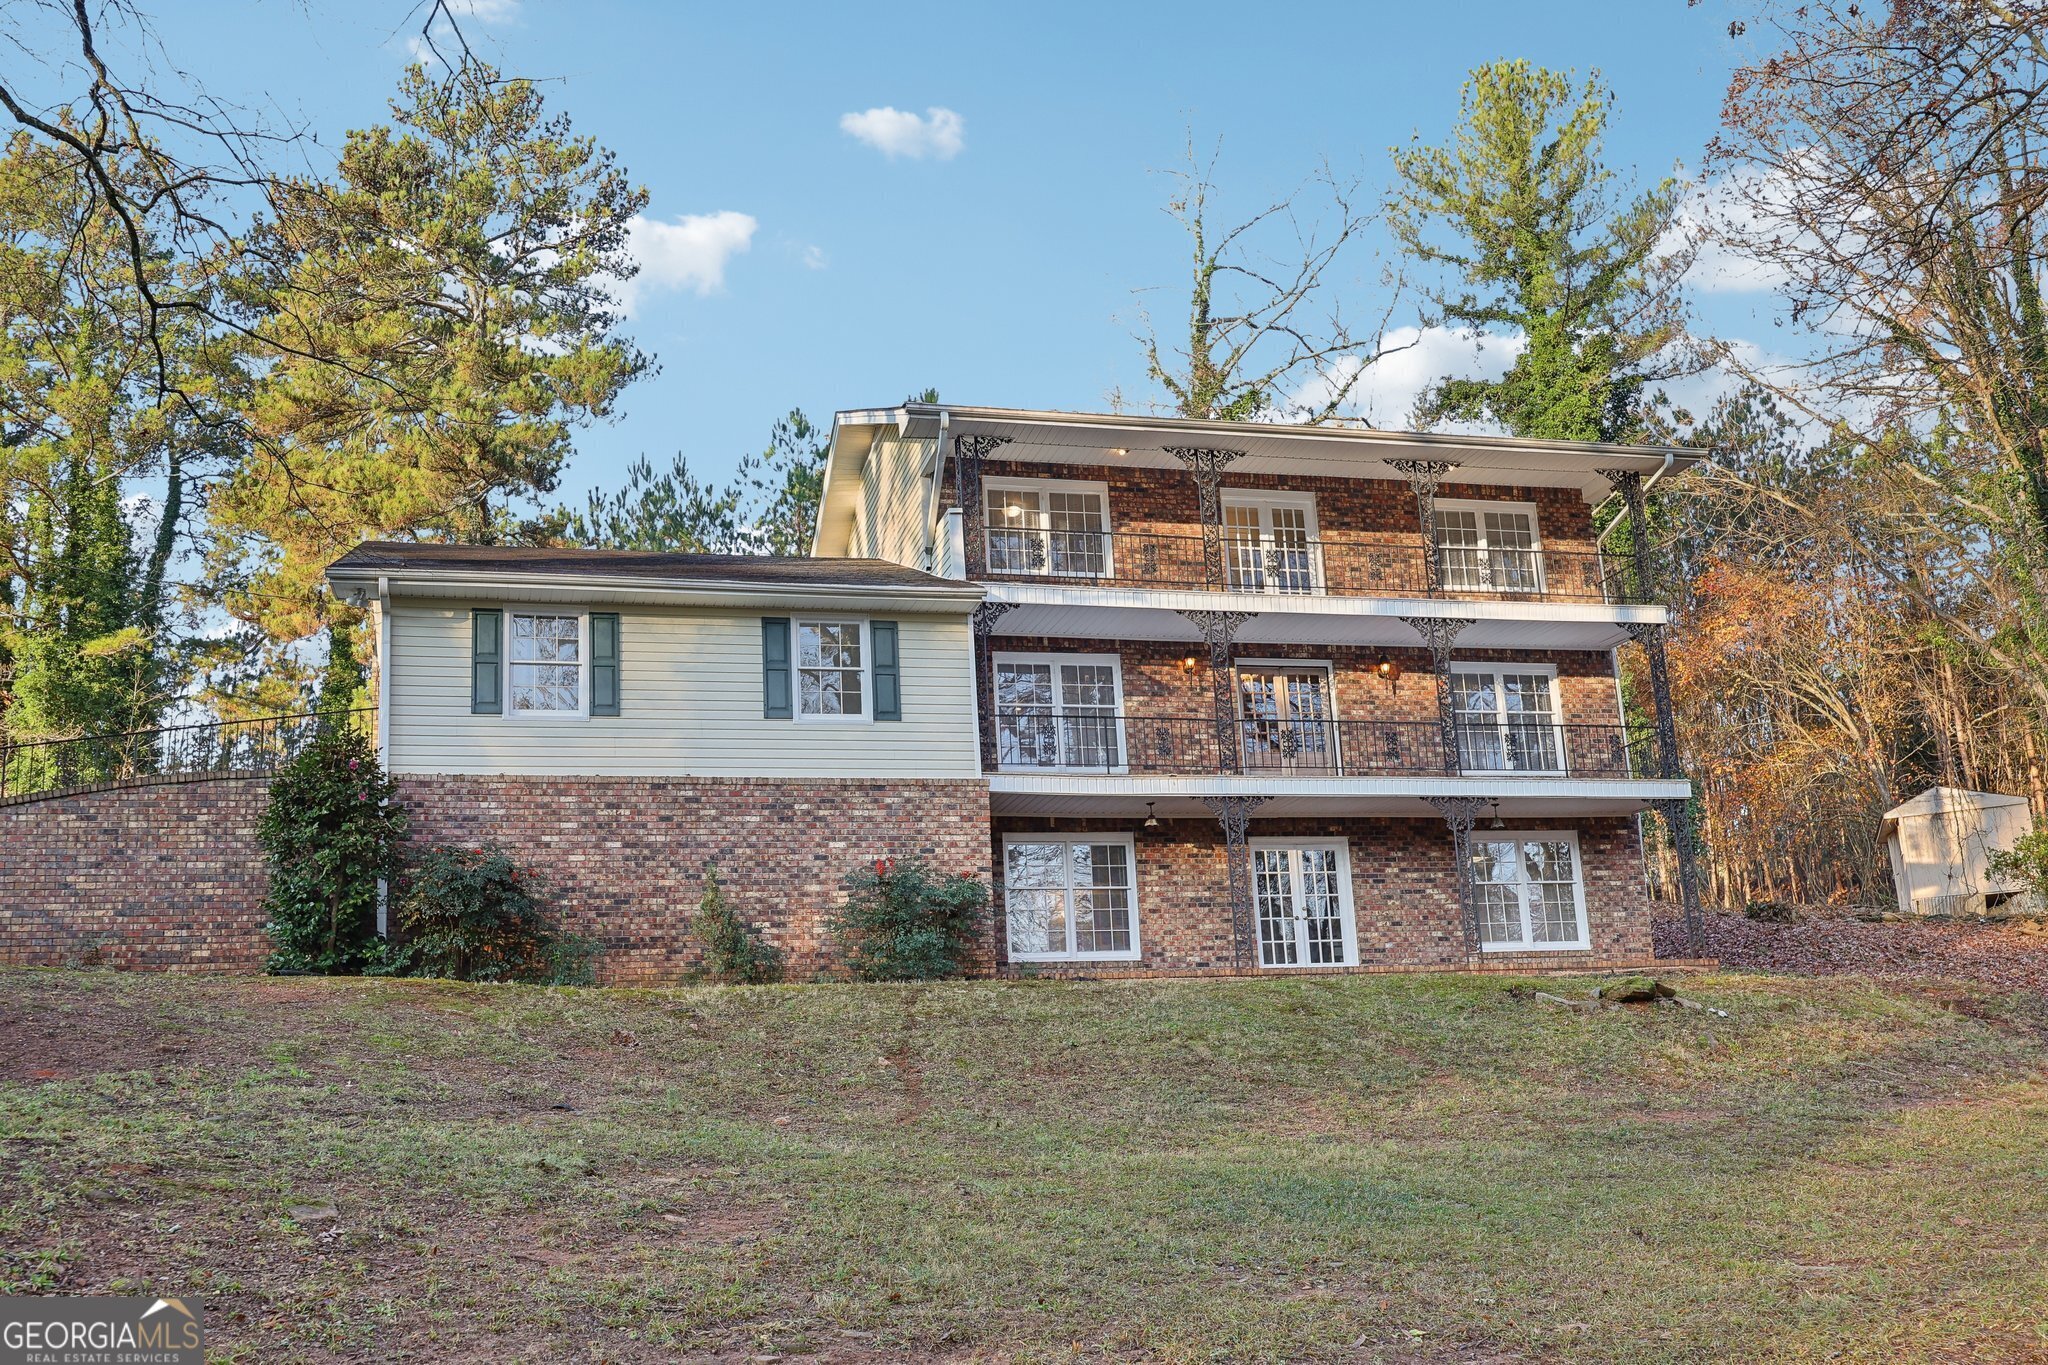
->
<box><xmin>871</xmin><ymin>620</ymin><xmax>901</xmax><ymax>721</ymax></box>
<box><xmin>590</xmin><ymin>612</ymin><xmax>620</xmax><ymax>717</ymax></box>
<box><xmin>471</xmin><ymin>609</ymin><xmax>503</xmax><ymax>715</ymax></box>
<box><xmin>762</xmin><ymin>617</ymin><xmax>792</xmax><ymax>718</ymax></box>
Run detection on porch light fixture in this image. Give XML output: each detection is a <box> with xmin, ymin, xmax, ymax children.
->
<box><xmin>1178</xmin><ymin>654</ymin><xmax>1200</xmax><ymax>673</ymax></box>
<box><xmin>1490</xmin><ymin>799</ymin><xmax>1505</xmax><ymax>830</ymax></box>
<box><xmin>1143</xmin><ymin>801</ymin><xmax>1160</xmax><ymax>829</ymax></box>
<box><xmin>1107</xmin><ymin>447</ymin><xmax>1128</xmax><ymax>457</ymax></box>
<box><xmin>1375</xmin><ymin>655</ymin><xmax>1400</xmax><ymax>690</ymax></box>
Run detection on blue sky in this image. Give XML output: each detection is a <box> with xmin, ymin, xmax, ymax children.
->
<box><xmin>144</xmin><ymin>0</ymin><xmax>1763</xmax><ymax>504</ymax></box>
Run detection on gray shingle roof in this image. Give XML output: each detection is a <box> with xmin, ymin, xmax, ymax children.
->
<box><xmin>327</xmin><ymin>542</ymin><xmax>968</xmax><ymax>592</ymax></box>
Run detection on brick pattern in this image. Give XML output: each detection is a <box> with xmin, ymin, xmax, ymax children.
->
<box><xmin>0</xmin><ymin>777</ymin><xmax>274</xmax><ymax>972</ymax></box>
<box><xmin>398</xmin><ymin>775</ymin><xmax>995</xmax><ymax>983</ymax></box>
<box><xmin>989</xmin><ymin>814</ymin><xmax>1654</xmax><ymax>974</ymax></box>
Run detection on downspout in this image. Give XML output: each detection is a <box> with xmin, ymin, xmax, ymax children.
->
<box><xmin>375</xmin><ymin>573</ymin><xmax>392</xmax><ymax>938</ymax></box>
<box><xmin>924</xmin><ymin>407</ymin><xmax>950</xmax><ymax>571</ymax></box>
<box><xmin>1594</xmin><ymin>450</ymin><xmax>1676</xmax><ymax>549</ymax></box>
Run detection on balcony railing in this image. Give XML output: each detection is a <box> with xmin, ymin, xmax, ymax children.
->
<box><xmin>0</xmin><ymin>709</ymin><xmax>365</xmax><ymax>803</ymax></box>
<box><xmin>993</xmin><ymin>711</ymin><xmax>1665</xmax><ymax>780</ymax></box>
<box><xmin>980</xmin><ymin>525</ymin><xmax>1639</xmax><ymax>603</ymax></box>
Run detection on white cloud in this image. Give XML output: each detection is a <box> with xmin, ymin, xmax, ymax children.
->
<box><xmin>613</xmin><ymin>211</ymin><xmax>757</xmax><ymax>315</ymax></box>
<box><xmin>802</xmin><ymin>244</ymin><xmax>828</xmax><ymax>271</ymax></box>
<box><xmin>838</xmin><ymin>106</ymin><xmax>964</xmax><ymax>160</ymax></box>
<box><xmin>1663</xmin><ymin>168</ymin><xmax>1800</xmax><ymax>296</ymax></box>
<box><xmin>1281</xmin><ymin>326</ymin><xmax>1524</xmax><ymax>431</ymax></box>
<box><xmin>443</xmin><ymin>0</ymin><xmax>521</xmax><ymax>18</ymax></box>
<box><xmin>402</xmin><ymin>0</ymin><xmax>520</xmax><ymax>64</ymax></box>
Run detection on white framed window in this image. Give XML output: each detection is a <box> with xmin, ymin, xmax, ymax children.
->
<box><xmin>983</xmin><ymin>478</ymin><xmax>1113</xmax><ymax>578</ymax></box>
<box><xmin>795</xmin><ymin>617</ymin><xmax>869</xmax><ymax>722</ymax></box>
<box><xmin>1221</xmin><ymin>491</ymin><xmax>1322</xmax><ymax>594</ymax></box>
<box><xmin>1235</xmin><ymin>660</ymin><xmax>1339</xmax><ymax>774</ymax></box>
<box><xmin>1003</xmin><ymin>834</ymin><xmax>1140</xmax><ymax>961</ymax></box>
<box><xmin>1435</xmin><ymin>499</ymin><xmax>1544</xmax><ymax>595</ymax></box>
<box><xmin>1471</xmin><ymin>831</ymin><xmax>1591</xmax><ymax>951</ymax></box>
<box><xmin>1250</xmin><ymin>838</ymin><xmax>1358</xmax><ymax>968</ymax></box>
<box><xmin>992</xmin><ymin>652</ymin><xmax>1125</xmax><ymax>771</ymax></box>
<box><xmin>1451</xmin><ymin>663</ymin><xmax>1564</xmax><ymax>774</ymax></box>
<box><xmin>507</xmin><ymin>608</ymin><xmax>587</xmax><ymax>717</ymax></box>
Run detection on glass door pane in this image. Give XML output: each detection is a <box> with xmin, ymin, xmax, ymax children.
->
<box><xmin>1238</xmin><ymin>668</ymin><xmax>1336</xmax><ymax>773</ymax></box>
<box><xmin>1298</xmin><ymin>847</ymin><xmax>1347</xmax><ymax>964</ymax></box>
<box><xmin>1253</xmin><ymin>847</ymin><xmax>1299</xmax><ymax>966</ymax></box>
<box><xmin>994</xmin><ymin>662</ymin><xmax>1055</xmax><ymax>767</ymax></box>
<box><xmin>1498</xmin><ymin>673</ymin><xmax>1561</xmax><ymax>771</ymax></box>
<box><xmin>1223</xmin><ymin>503</ymin><xmax>1265</xmax><ymax>592</ymax></box>
<box><xmin>1057</xmin><ymin>663</ymin><xmax>1120</xmax><ymax>768</ymax></box>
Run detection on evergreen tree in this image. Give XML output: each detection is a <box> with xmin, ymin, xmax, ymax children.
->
<box><xmin>1388</xmin><ymin>60</ymin><xmax>1691</xmax><ymax>442</ymax></box>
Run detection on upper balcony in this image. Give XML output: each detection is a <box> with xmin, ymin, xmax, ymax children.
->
<box><xmin>975</xmin><ymin>522</ymin><xmax>1637</xmax><ymax>604</ymax></box>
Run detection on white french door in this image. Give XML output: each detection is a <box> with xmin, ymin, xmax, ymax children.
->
<box><xmin>1222</xmin><ymin>496</ymin><xmax>1320</xmax><ymax>594</ymax></box>
<box><xmin>1251</xmin><ymin>841</ymin><xmax>1356</xmax><ymax>967</ymax></box>
<box><xmin>993</xmin><ymin>654</ymin><xmax>1124</xmax><ymax>770</ymax></box>
<box><xmin>1237</xmin><ymin>666</ymin><xmax>1338</xmax><ymax>773</ymax></box>
<box><xmin>1435</xmin><ymin>505</ymin><xmax>1544</xmax><ymax>594</ymax></box>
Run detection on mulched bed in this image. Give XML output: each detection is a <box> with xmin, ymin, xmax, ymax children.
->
<box><xmin>1657</xmin><ymin>910</ymin><xmax>2048</xmax><ymax>993</ymax></box>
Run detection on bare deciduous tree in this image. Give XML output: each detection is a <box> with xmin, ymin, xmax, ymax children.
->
<box><xmin>1130</xmin><ymin>137</ymin><xmax>1409</xmax><ymax>424</ymax></box>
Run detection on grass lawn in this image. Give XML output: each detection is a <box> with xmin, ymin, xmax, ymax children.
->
<box><xmin>3</xmin><ymin>968</ymin><xmax>2046</xmax><ymax>1362</ymax></box>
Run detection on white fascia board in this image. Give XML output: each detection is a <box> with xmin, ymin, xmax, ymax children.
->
<box><xmin>988</xmin><ymin>773</ymin><xmax>1692</xmax><ymax>801</ymax></box>
<box><xmin>984</xmin><ymin>581</ymin><xmax>1669</xmax><ymax>626</ymax></box>
<box><xmin>324</xmin><ymin>568</ymin><xmax>984</xmax><ymax>615</ymax></box>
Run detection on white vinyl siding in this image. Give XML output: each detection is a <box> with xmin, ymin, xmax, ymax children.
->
<box><xmin>856</xmin><ymin>433</ymin><xmax>939</xmax><ymax>566</ymax></box>
<box><xmin>385</xmin><ymin>599</ymin><xmax>979</xmax><ymax>777</ymax></box>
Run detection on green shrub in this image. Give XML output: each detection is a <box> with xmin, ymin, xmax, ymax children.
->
<box><xmin>694</xmin><ymin>864</ymin><xmax>783</xmax><ymax>984</ymax></box>
<box><xmin>1990</xmin><ymin>827</ymin><xmax>2048</xmax><ymax>900</ymax></box>
<box><xmin>259</xmin><ymin>721</ymin><xmax>405</xmax><ymax>974</ymax></box>
<box><xmin>396</xmin><ymin>844</ymin><xmax>555</xmax><ymax>982</ymax></box>
<box><xmin>831</xmin><ymin>856</ymin><xmax>988</xmax><ymax>981</ymax></box>
<box><xmin>1742</xmin><ymin>899</ymin><xmax>1797</xmax><ymax>923</ymax></box>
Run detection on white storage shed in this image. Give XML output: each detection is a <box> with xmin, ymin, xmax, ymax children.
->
<box><xmin>1879</xmin><ymin>787</ymin><xmax>2036</xmax><ymax>916</ymax></box>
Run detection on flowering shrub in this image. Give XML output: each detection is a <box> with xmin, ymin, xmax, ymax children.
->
<box><xmin>831</xmin><ymin>856</ymin><xmax>987</xmax><ymax>981</ymax></box>
<box><xmin>259</xmin><ymin>720</ymin><xmax>404</xmax><ymax>974</ymax></box>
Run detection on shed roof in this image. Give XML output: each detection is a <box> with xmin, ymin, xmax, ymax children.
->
<box><xmin>1882</xmin><ymin>786</ymin><xmax>2030</xmax><ymax>821</ymax></box>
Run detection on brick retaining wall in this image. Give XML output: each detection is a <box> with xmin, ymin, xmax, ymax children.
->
<box><xmin>0</xmin><ymin>777</ymin><xmax>274</xmax><ymax>972</ymax></box>
<box><xmin>397</xmin><ymin>775</ymin><xmax>995</xmax><ymax>983</ymax></box>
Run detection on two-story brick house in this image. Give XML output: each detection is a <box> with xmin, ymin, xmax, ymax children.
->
<box><xmin>814</xmin><ymin>403</ymin><xmax>1705</xmax><ymax>975</ymax></box>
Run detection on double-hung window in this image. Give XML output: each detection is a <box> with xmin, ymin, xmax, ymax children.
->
<box><xmin>1451</xmin><ymin>665</ymin><xmax>1564</xmax><ymax>773</ymax></box>
<box><xmin>796</xmin><ymin>618</ymin><xmax>867</xmax><ymax>721</ymax></box>
<box><xmin>1435</xmin><ymin>502</ymin><xmax>1544</xmax><ymax>595</ymax></box>
<box><xmin>509</xmin><ymin>611</ymin><xmax>585</xmax><ymax>716</ymax></box>
<box><xmin>1471</xmin><ymin>832</ymin><xmax>1590</xmax><ymax>950</ymax></box>
<box><xmin>993</xmin><ymin>653</ymin><xmax>1123</xmax><ymax>770</ymax></box>
<box><xmin>1003</xmin><ymin>835</ymin><xmax>1139</xmax><ymax>961</ymax></box>
<box><xmin>984</xmin><ymin>480</ymin><xmax>1112</xmax><ymax>578</ymax></box>
<box><xmin>1222</xmin><ymin>493</ymin><xmax>1321</xmax><ymax>594</ymax></box>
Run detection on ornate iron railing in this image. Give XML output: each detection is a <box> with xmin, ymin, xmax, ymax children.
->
<box><xmin>979</xmin><ymin>524</ymin><xmax>1639</xmax><ymax>603</ymax></box>
<box><xmin>992</xmin><ymin>711</ymin><xmax>1667</xmax><ymax>780</ymax></box>
<box><xmin>0</xmin><ymin>709</ymin><xmax>370</xmax><ymax>803</ymax></box>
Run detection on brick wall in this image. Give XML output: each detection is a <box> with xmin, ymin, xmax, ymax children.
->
<box><xmin>989</xmin><ymin>814</ymin><xmax>1654</xmax><ymax>974</ymax></box>
<box><xmin>0</xmin><ymin>778</ymin><xmax>273</xmax><ymax>972</ymax></box>
<box><xmin>399</xmin><ymin>775</ymin><xmax>995</xmax><ymax>983</ymax></box>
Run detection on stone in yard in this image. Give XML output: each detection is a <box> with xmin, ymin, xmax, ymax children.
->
<box><xmin>1595</xmin><ymin>976</ymin><xmax>1676</xmax><ymax>1004</ymax></box>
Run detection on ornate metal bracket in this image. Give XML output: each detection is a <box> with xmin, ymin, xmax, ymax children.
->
<box><xmin>1653</xmin><ymin>795</ymin><xmax>1708</xmax><ymax>959</ymax></box>
<box><xmin>1624</xmin><ymin>621</ymin><xmax>1679</xmax><ymax>780</ymax></box>
<box><xmin>1389</xmin><ymin>458</ymin><xmax>1459</xmax><ymax>594</ymax></box>
<box><xmin>1594</xmin><ymin>467</ymin><xmax>1652</xmax><ymax>603</ymax></box>
<box><xmin>1401</xmin><ymin>615</ymin><xmax>1474</xmax><ymax>773</ymax></box>
<box><xmin>971</xmin><ymin>600</ymin><xmax>1017</xmax><ymax>768</ymax></box>
<box><xmin>1426</xmin><ymin>795</ymin><xmax>1491</xmax><ymax>953</ymax></box>
<box><xmin>1202</xmin><ymin>794</ymin><xmax>1272</xmax><ymax>968</ymax></box>
<box><xmin>1179</xmin><ymin>609</ymin><xmax>1255</xmax><ymax>772</ymax></box>
<box><xmin>1165</xmin><ymin>446</ymin><xmax>1247</xmax><ymax>589</ymax></box>
<box><xmin>954</xmin><ymin>433</ymin><xmax>1012</xmax><ymax>579</ymax></box>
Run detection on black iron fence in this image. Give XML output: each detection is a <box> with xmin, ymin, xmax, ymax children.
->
<box><xmin>980</xmin><ymin>524</ymin><xmax>1640</xmax><ymax>603</ymax></box>
<box><xmin>0</xmin><ymin>709</ymin><xmax>371</xmax><ymax>803</ymax></box>
<box><xmin>992</xmin><ymin>711</ymin><xmax>1666</xmax><ymax>780</ymax></box>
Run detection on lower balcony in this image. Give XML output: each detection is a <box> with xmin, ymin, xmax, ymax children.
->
<box><xmin>991</xmin><ymin>711</ymin><xmax>1667</xmax><ymax>781</ymax></box>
